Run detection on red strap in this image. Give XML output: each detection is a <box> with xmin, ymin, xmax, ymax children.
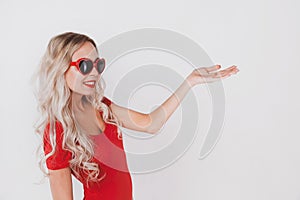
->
<box><xmin>101</xmin><ymin>96</ymin><xmax>112</xmax><ymax>106</ymax></box>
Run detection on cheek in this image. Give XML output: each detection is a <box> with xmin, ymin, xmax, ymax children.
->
<box><xmin>65</xmin><ymin>69</ymin><xmax>82</xmax><ymax>91</ymax></box>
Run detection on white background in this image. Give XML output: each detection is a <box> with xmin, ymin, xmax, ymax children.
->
<box><xmin>0</xmin><ymin>0</ymin><xmax>299</xmax><ymax>199</ymax></box>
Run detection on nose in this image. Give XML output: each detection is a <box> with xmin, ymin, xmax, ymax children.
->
<box><xmin>90</xmin><ymin>65</ymin><xmax>99</xmax><ymax>76</ymax></box>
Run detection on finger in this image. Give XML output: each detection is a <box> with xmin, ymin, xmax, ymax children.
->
<box><xmin>213</xmin><ymin>67</ymin><xmax>239</xmax><ymax>78</ymax></box>
<box><xmin>227</xmin><ymin>65</ymin><xmax>238</xmax><ymax>69</ymax></box>
<box><xmin>222</xmin><ymin>72</ymin><xmax>237</xmax><ymax>79</ymax></box>
<box><xmin>220</xmin><ymin>65</ymin><xmax>237</xmax><ymax>72</ymax></box>
<box><xmin>219</xmin><ymin>66</ymin><xmax>238</xmax><ymax>74</ymax></box>
<box><xmin>195</xmin><ymin>68</ymin><xmax>208</xmax><ymax>74</ymax></box>
<box><xmin>203</xmin><ymin>67</ymin><xmax>238</xmax><ymax>83</ymax></box>
<box><xmin>205</xmin><ymin>64</ymin><xmax>221</xmax><ymax>72</ymax></box>
<box><xmin>211</xmin><ymin>70</ymin><xmax>231</xmax><ymax>78</ymax></box>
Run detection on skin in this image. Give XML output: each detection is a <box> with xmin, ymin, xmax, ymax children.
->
<box><xmin>48</xmin><ymin>42</ymin><xmax>102</xmax><ymax>200</ymax></box>
<box><xmin>48</xmin><ymin>41</ymin><xmax>239</xmax><ymax>200</ymax></box>
<box><xmin>65</xmin><ymin>42</ymin><xmax>105</xmax><ymax>136</ymax></box>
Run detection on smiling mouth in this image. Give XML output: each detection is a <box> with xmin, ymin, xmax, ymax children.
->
<box><xmin>83</xmin><ymin>81</ymin><xmax>96</xmax><ymax>88</ymax></box>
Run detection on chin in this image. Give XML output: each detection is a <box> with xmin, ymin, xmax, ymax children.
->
<box><xmin>84</xmin><ymin>90</ymin><xmax>96</xmax><ymax>96</ymax></box>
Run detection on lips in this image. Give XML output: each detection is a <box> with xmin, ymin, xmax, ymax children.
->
<box><xmin>83</xmin><ymin>80</ymin><xmax>96</xmax><ymax>88</ymax></box>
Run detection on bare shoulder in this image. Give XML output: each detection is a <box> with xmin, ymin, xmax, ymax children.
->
<box><xmin>108</xmin><ymin>101</ymin><xmax>153</xmax><ymax>133</ymax></box>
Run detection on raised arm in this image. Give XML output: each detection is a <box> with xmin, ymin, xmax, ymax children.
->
<box><xmin>147</xmin><ymin>64</ymin><xmax>239</xmax><ymax>133</ymax></box>
<box><xmin>48</xmin><ymin>168</ymin><xmax>73</xmax><ymax>200</ymax></box>
<box><xmin>110</xmin><ymin>65</ymin><xmax>239</xmax><ymax>134</ymax></box>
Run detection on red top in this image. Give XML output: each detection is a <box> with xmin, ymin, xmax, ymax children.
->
<box><xmin>43</xmin><ymin>96</ymin><xmax>133</xmax><ymax>200</ymax></box>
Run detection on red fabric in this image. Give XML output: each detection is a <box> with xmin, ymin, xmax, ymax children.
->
<box><xmin>101</xmin><ymin>96</ymin><xmax>112</xmax><ymax>107</ymax></box>
<box><xmin>44</xmin><ymin>121</ymin><xmax>72</xmax><ymax>170</ymax></box>
<box><xmin>43</xmin><ymin>96</ymin><xmax>133</xmax><ymax>200</ymax></box>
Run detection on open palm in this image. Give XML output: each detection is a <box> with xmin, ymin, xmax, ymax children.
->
<box><xmin>187</xmin><ymin>65</ymin><xmax>239</xmax><ymax>86</ymax></box>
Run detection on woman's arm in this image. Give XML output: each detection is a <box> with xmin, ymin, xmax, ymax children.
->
<box><xmin>48</xmin><ymin>168</ymin><xmax>73</xmax><ymax>200</ymax></box>
<box><xmin>110</xmin><ymin>65</ymin><xmax>239</xmax><ymax>134</ymax></box>
<box><xmin>147</xmin><ymin>65</ymin><xmax>239</xmax><ymax>133</ymax></box>
<box><xmin>109</xmin><ymin>80</ymin><xmax>190</xmax><ymax>134</ymax></box>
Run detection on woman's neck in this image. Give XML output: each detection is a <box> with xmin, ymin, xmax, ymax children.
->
<box><xmin>71</xmin><ymin>92</ymin><xmax>89</xmax><ymax>112</ymax></box>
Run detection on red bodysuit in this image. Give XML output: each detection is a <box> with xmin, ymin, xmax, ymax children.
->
<box><xmin>43</xmin><ymin>96</ymin><xmax>133</xmax><ymax>200</ymax></box>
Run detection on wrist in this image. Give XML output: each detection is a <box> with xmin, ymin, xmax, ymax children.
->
<box><xmin>185</xmin><ymin>75</ymin><xmax>196</xmax><ymax>88</ymax></box>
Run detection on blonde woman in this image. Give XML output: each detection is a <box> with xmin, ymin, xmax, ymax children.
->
<box><xmin>33</xmin><ymin>32</ymin><xmax>239</xmax><ymax>200</ymax></box>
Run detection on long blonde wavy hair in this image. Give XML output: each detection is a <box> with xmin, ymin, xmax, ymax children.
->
<box><xmin>31</xmin><ymin>32</ymin><xmax>123</xmax><ymax>183</ymax></box>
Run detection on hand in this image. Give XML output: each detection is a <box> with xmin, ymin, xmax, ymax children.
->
<box><xmin>186</xmin><ymin>64</ymin><xmax>239</xmax><ymax>86</ymax></box>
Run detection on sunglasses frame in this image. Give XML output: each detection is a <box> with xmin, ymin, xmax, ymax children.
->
<box><xmin>69</xmin><ymin>57</ymin><xmax>106</xmax><ymax>75</ymax></box>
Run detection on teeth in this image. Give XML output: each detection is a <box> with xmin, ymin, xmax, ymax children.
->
<box><xmin>84</xmin><ymin>81</ymin><xmax>95</xmax><ymax>85</ymax></box>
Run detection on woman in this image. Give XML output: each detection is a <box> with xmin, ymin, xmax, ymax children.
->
<box><xmin>33</xmin><ymin>32</ymin><xmax>239</xmax><ymax>200</ymax></box>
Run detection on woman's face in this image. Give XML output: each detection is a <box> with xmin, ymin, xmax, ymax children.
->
<box><xmin>65</xmin><ymin>42</ymin><xmax>100</xmax><ymax>96</ymax></box>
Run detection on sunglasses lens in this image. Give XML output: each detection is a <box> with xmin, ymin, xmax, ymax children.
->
<box><xmin>79</xmin><ymin>60</ymin><xmax>93</xmax><ymax>74</ymax></box>
<box><xmin>96</xmin><ymin>59</ymin><xmax>105</xmax><ymax>74</ymax></box>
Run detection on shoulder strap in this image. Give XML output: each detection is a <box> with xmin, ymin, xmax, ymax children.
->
<box><xmin>101</xmin><ymin>96</ymin><xmax>112</xmax><ymax>106</ymax></box>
